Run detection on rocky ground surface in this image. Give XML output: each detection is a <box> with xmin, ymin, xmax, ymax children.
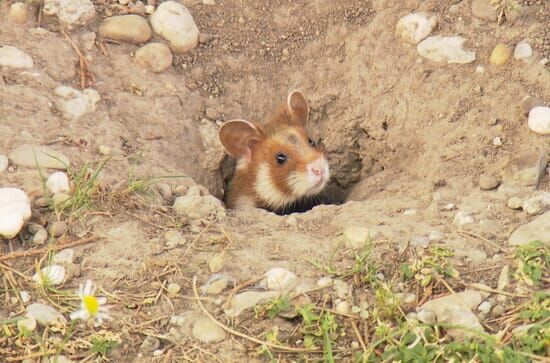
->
<box><xmin>0</xmin><ymin>0</ymin><xmax>549</xmax><ymax>362</ymax></box>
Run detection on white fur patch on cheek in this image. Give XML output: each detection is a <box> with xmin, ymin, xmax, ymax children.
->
<box><xmin>287</xmin><ymin>171</ymin><xmax>311</xmax><ymax>196</ymax></box>
<box><xmin>255</xmin><ymin>163</ymin><xmax>295</xmax><ymax>209</ymax></box>
<box><xmin>235</xmin><ymin>158</ymin><xmax>249</xmax><ymax>171</ymax></box>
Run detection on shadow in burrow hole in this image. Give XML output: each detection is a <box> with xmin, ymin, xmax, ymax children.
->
<box><xmin>215</xmin><ymin>155</ymin><xmax>351</xmax><ymax>216</ymax></box>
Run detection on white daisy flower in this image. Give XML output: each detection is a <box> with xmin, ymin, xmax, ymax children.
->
<box><xmin>70</xmin><ymin>280</ymin><xmax>110</xmax><ymax>326</ymax></box>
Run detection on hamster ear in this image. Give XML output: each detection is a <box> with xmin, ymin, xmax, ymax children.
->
<box><xmin>219</xmin><ymin>119</ymin><xmax>264</xmax><ymax>161</ymax></box>
<box><xmin>287</xmin><ymin>90</ymin><xmax>309</xmax><ymax>127</ymax></box>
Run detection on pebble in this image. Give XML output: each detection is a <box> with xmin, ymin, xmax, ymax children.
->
<box><xmin>32</xmin><ymin>228</ymin><xmax>49</xmax><ymax>244</ymax></box>
<box><xmin>497</xmin><ymin>265</ymin><xmax>510</xmax><ymax>291</ymax></box>
<box><xmin>479</xmin><ymin>174</ymin><xmax>500</xmax><ymax>190</ymax></box>
<box><xmin>98</xmin><ymin>145</ymin><xmax>111</xmax><ymax>155</ymax></box>
<box><xmin>316</xmin><ymin>276</ymin><xmax>333</xmax><ymax>288</ymax></box>
<box><xmin>507</xmin><ymin>197</ymin><xmax>523</xmax><ymax>210</ymax></box>
<box><xmin>395</xmin><ymin>12</ymin><xmax>437</xmax><ymax>44</ymax></box>
<box><xmin>32</xmin><ymin>265</ymin><xmax>66</xmax><ymax>285</ymax></box>
<box><xmin>443</xmin><ymin>203</ymin><xmax>456</xmax><ymax>211</ymax></box>
<box><xmin>396</xmin><ymin>292</ymin><xmax>416</xmax><ymax>310</ymax></box>
<box><xmin>492</xmin><ymin>136</ymin><xmax>502</xmax><ymax>146</ymax></box>
<box><xmin>135</xmin><ymin>43</ymin><xmax>173</xmax><ymax>73</ymax></box>
<box><xmin>20</xmin><ymin>290</ymin><xmax>31</xmax><ymax>303</ymax></box>
<box><xmin>154</xmin><ymin>183</ymin><xmax>172</xmax><ymax>201</ymax></box>
<box><xmin>145</xmin><ymin>5</ymin><xmax>155</xmax><ymax>14</ymax></box>
<box><xmin>224</xmin><ymin>290</ymin><xmax>278</xmax><ymax>317</ymax></box>
<box><xmin>0</xmin><ymin>155</ymin><xmax>8</xmax><ymax>173</ymax></box>
<box><xmin>49</xmin><ymin>221</ymin><xmax>69</xmax><ymax>237</ymax></box>
<box><xmin>164</xmin><ymin>230</ymin><xmax>185</xmax><ymax>249</ymax></box>
<box><xmin>208</xmin><ymin>254</ymin><xmax>224</xmax><ymax>273</ymax></box>
<box><xmin>47</xmin><ymin>172</ymin><xmax>71</xmax><ymax>194</ymax></box>
<box><xmin>527</xmin><ymin>106</ymin><xmax>550</xmax><ymax>135</ymax></box>
<box><xmin>514</xmin><ymin>41</ymin><xmax>533</xmax><ymax>60</ymax></box>
<box><xmin>492</xmin><ymin>304</ymin><xmax>506</xmax><ymax>316</ymax></box>
<box><xmin>453</xmin><ymin>210</ymin><xmax>474</xmax><ymax>226</ymax></box>
<box><xmin>166</xmin><ymin>282</ymin><xmax>181</xmax><ymax>297</ymax></box>
<box><xmin>192</xmin><ymin>316</ymin><xmax>226</xmax><ymax>343</ymax></box>
<box><xmin>333</xmin><ymin>279</ymin><xmax>349</xmax><ymax>299</ymax></box>
<box><xmin>42</xmin><ymin>0</ymin><xmax>95</xmax><ymax>29</ymax></box>
<box><xmin>53</xmin><ymin>248</ymin><xmax>75</xmax><ymax>265</ymax></box>
<box><xmin>490</xmin><ymin>44</ymin><xmax>513</xmax><ymax>66</ymax></box>
<box><xmin>17</xmin><ymin>314</ymin><xmax>37</xmax><ymax>332</ymax></box>
<box><xmin>129</xmin><ymin>1</ymin><xmax>146</xmax><ymax>15</ymax></box>
<box><xmin>54</xmin><ymin>85</ymin><xmax>100</xmax><ymax>120</ymax></box>
<box><xmin>475</xmin><ymin>65</ymin><xmax>485</xmax><ymax>74</ymax></box>
<box><xmin>9</xmin><ymin>3</ymin><xmax>28</xmax><ymax>24</ymax></box>
<box><xmin>199</xmin><ymin>120</ymin><xmax>226</xmax><ymax>172</ymax></box>
<box><xmin>417</xmin><ymin>36</ymin><xmax>476</xmax><ymax>64</ymax></box>
<box><xmin>140</xmin><ymin>336</ymin><xmax>160</xmax><ymax>352</ymax></box>
<box><xmin>516</xmin><ymin>167</ymin><xmax>538</xmax><ymax>187</ymax></box>
<box><xmin>151</xmin><ymin>1</ymin><xmax>200</xmax><ymax>54</ymax></box>
<box><xmin>343</xmin><ymin>226</ymin><xmax>370</xmax><ymax>249</ymax></box>
<box><xmin>264</xmin><ymin>267</ymin><xmax>297</xmax><ymax>291</ymax></box>
<box><xmin>202</xmin><ymin>274</ymin><xmax>230</xmax><ymax>295</ymax></box>
<box><xmin>205</xmin><ymin>107</ymin><xmax>221</xmax><ymax>120</ymax></box>
<box><xmin>335</xmin><ymin>300</ymin><xmax>351</xmax><ymax>315</ymax></box>
<box><xmin>477</xmin><ymin>301</ymin><xmax>492</xmax><ymax>314</ymax></box>
<box><xmin>99</xmin><ymin>15</ymin><xmax>152</xmax><ymax>45</ymax></box>
<box><xmin>522</xmin><ymin>193</ymin><xmax>550</xmax><ymax>216</ymax></box>
<box><xmin>471</xmin><ymin>0</ymin><xmax>497</xmax><ymax>21</ymax></box>
<box><xmin>9</xmin><ymin>144</ymin><xmax>69</xmax><ymax>170</ymax></box>
<box><xmin>173</xmin><ymin>187</ymin><xmax>225</xmax><ymax>219</ymax></box>
<box><xmin>0</xmin><ymin>188</ymin><xmax>32</xmax><ymax>239</ymax></box>
<box><xmin>411</xmin><ymin>235</ymin><xmax>430</xmax><ymax>248</ymax></box>
<box><xmin>0</xmin><ymin>46</ymin><xmax>34</xmax><ymax>69</ymax></box>
<box><xmin>27</xmin><ymin>303</ymin><xmax>67</xmax><ymax>326</ymax></box>
<box><xmin>508</xmin><ymin>211</ymin><xmax>549</xmax><ymax>246</ymax></box>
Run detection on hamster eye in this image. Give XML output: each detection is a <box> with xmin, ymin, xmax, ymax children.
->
<box><xmin>308</xmin><ymin>138</ymin><xmax>316</xmax><ymax>147</ymax></box>
<box><xmin>275</xmin><ymin>153</ymin><xmax>287</xmax><ymax>165</ymax></box>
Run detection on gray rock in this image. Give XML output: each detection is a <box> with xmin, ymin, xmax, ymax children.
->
<box><xmin>522</xmin><ymin>193</ymin><xmax>550</xmax><ymax>216</ymax></box>
<box><xmin>192</xmin><ymin>316</ymin><xmax>226</xmax><ymax>343</ymax></box>
<box><xmin>43</xmin><ymin>0</ymin><xmax>95</xmax><ymax>29</ymax></box>
<box><xmin>173</xmin><ymin>186</ymin><xmax>225</xmax><ymax>219</ymax></box>
<box><xmin>471</xmin><ymin>0</ymin><xmax>497</xmax><ymax>21</ymax></box>
<box><xmin>0</xmin><ymin>46</ymin><xmax>33</xmax><ymax>69</ymax></box>
<box><xmin>164</xmin><ymin>229</ymin><xmax>186</xmax><ymax>248</ymax></box>
<box><xmin>53</xmin><ymin>248</ymin><xmax>74</xmax><ymax>264</ymax></box>
<box><xmin>27</xmin><ymin>303</ymin><xmax>67</xmax><ymax>326</ymax></box>
<box><xmin>32</xmin><ymin>228</ymin><xmax>49</xmax><ymax>244</ymax></box>
<box><xmin>224</xmin><ymin>290</ymin><xmax>278</xmax><ymax>317</ymax></box>
<box><xmin>9</xmin><ymin>144</ymin><xmax>69</xmax><ymax>170</ymax></box>
<box><xmin>477</xmin><ymin>301</ymin><xmax>492</xmax><ymax>314</ymax></box>
<box><xmin>508</xmin><ymin>211</ymin><xmax>550</xmax><ymax>246</ymax></box>
<box><xmin>417</xmin><ymin>36</ymin><xmax>476</xmax><ymax>64</ymax></box>
<box><xmin>0</xmin><ymin>155</ymin><xmax>8</xmax><ymax>173</ymax></box>
<box><xmin>199</xmin><ymin>120</ymin><xmax>225</xmax><ymax>173</ymax></box>
<box><xmin>516</xmin><ymin>167</ymin><xmax>538</xmax><ymax>187</ymax></box>
<box><xmin>49</xmin><ymin>221</ymin><xmax>68</xmax><ymax>237</ymax></box>
<box><xmin>395</xmin><ymin>12</ymin><xmax>437</xmax><ymax>44</ymax></box>
<box><xmin>202</xmin><ymin>274</ymin><xmax>230</xmax><ymax>295</ymax></box>
<box><xmin>151</xmin><ymin>1</ymin><xmax>199</xmax><ymax>54</ymax></box>
<box><xmin>99</xmin><ymin>15</ymin><xmax>152</xmax><ymax>44</ymax></box>
<box><xmin>514</xmin><ymin>41</ymin><xmax>533</xmax><ymax>60</ymax></box>
<box><xmin>416</xmin><ymin>308</ymin><xmax>436</xmax><ymax>323</ymax></box>
<box><xmin>479</xmin><ymin>174</ymin><xmax>500</xmax><ymax>190</ymax></box>
<box><xmin>54</xmin><ymin>86</ymin><xmax>100</xmax><ymax>120</ymax></box>
<box><xmin>140</xmin><ymin>336</ymin><xmax>160</xmax><ymax>352</ymax></box>
<box><xmin>135</xmin><ymin>43</ymin><xmax>173</xmax><ymax>73</ymax></box>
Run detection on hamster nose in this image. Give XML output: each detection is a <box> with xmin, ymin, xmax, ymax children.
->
<box><xmin>311</xmin><ymin>167</ymin><xmax>322</xmax><ymax>176</ymax></box>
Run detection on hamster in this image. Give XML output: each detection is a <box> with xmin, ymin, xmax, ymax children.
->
<box><xmin>219</xmin><ymin>90</ymin><xmax>330</xmax><ymax>213</ymax></box>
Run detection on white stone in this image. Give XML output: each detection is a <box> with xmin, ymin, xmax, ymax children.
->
<box><xmin>0</xmin><ymin>188</ymin><xmax>31</xmax><ymax>239</ymax></box>
<box><xmin>522</xmin><ymin>192</ymin><xmax>550</xmax><ymax>216</ymax></box>
<box><xmin>43</xmin><ymin>0</ymin><xmax>96</xmax><ymax>29</ymax></box>
<box><xmin>514</xmin><ymin>41</ymin><xmax>533</xmax><ymax>60</ymax></box>
<box><xmin>527</xmin><ymin>106</ymin><xmax>550</xmax><ymax>135</ymax></box>
<box><xmin>32</xmin><ymin>228</ymin><xmax>48</xmax><ymax>244</ymax></box>
<box><xmin>417</xmin><ymin>36</ymin><xmax>476</xmax><ymax>64</ymax></box>
<box><xmin>492</xmin><ymin>136</ymin><xmax>502</xmax><ymax>146</ymax></box>
<box><xmin>343</xmin><ymin>226</ymin><xmax>370</xmax><ymax>249</ymax></box>
<box><xmin>151</xmin><ymin>1</ymin><xmax>200</xmax><ymax>54</ymax></box>
<box><xmin>47</xmin><ymin>172</ymin><xmax>71</xmax><ymax>194</ymax></box>
<box><xmin>54</xmin><ymin>86</ymin><xmax>100</xmax><ymax>120</ymax></box>
<box><xmin>9</xmin><ymin>144</ymin><xmax>70</xmax><ymax>169</ymax></box>
<box><xmin>166</xmin><ymin>282</ymin><xmax>181</xmax><ymax>296</ymax></box>
<box><xmin>453</xmin><ymin>210</ymin><xmax>474</xmax><ymax>226</ymax></box>
<box><xmin>395</xmin><ymin>12</ymin><xmax>437</xmax><ymax>44</ymax></box>
<box><xmin>192</xmin><ymin>316</ymin><xmax>225</xmax><ymax>343</ymax></box>
<box><xmin>27</xmin><ymin>303</ymin><xmax>67</xmax><ymax>326</ymax></box>
<box><xmin>509</xmin><ymin>211</ymin><xmax>550</xmax><ymax>246</ymax></box>
<box><xmin>335</xmin><ymin>300</ymin><xmax>351</xmax><ymax>314</ymax></box>
<box><xmin>475</xmin><ymin>65</ymin><xmax>485</xmax><ymax>74</ymax></box>
<box><xmin>263</xmin><ymin>267</ymin><xmax>297</xmax><ymax>291</ymax></box>
<box><xmin>32</xmin><ymin>265</ymin><xmax>66</xmax><ymax>285</ymax></box>
<box><xmin>316</xmin><ymin>276</ymin><xmax>333</xmax><ymax>288</ymax></box>
<box><xmin>17</xmin><ymin>314</ymin><xmax>37</xmax><ymax>332</ymax></box>
<box><xmin>53</xmin><ymin>248</ymin><xmax>74</xmax><ymax>264</ymax></box>
<box><xmin>477</xmin><ymin>301</ymin><xmax>492</xmax><ymax>314</ymax></box>
<box><xmin>0</xmin><ymin>46</ymin><xmax>34</xmax><ymax>69</ymax></box>
<box><xmin>507</xmin><ymin>197</ymin><xmax>523</xmax><ymax>210</ymax></box>
<box><xmin>0</xmin><ymin>155</ymin><xmax>8</xmax><ymax>173</ymax></box>
<box><xmin>20</xmin><ymin>290</ymin><xmax>31</xmax><ymax>303</ymax></box>
<box><xmin>173</xmin><ymin>188</ymin><xmax>225</xmax><ymax>219</ymax></box>
<box><xmin>224</xmin><ymin>290</ymin><xmax>278</xmax><ymax>317</ymax></box>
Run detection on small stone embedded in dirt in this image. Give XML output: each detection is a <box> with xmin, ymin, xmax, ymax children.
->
<box><xmin>49</xmin><ymin>221</ymin><xmax>69</xmax><ymax>237</ymax></box>
<box><xmin>32</xmin><ymin>265</ymin><xmax>66</xmax><ymax>285</ymax></box>
<box><xmin>0</xmin><ymin>155</ymin><xmax>8</xmax><ymax>173</ymax></box>
<box><xmin>43</xmin><ymin>0</ymin><xmax>96</xmax><ymax>29</ymax></box>
<box><xmin>417</xmin><ymin>36</ymin><xmax>476</xmax><ymax>64</ymax></box>
<box><xmin>166</xmin><ymin>282</ymin><xmax>181</xmax><ymax>296</ymax></box>
<box><xmin>98</xmin><ymin>145</ymin><xmax>111</xmax><ymax>156</ymax></box>
<box><xmin>522</xmin><ymin>192</ymin><xmax>550</xmax><ymax>216</ymax></box>
<box><xmin>470</xmin><ymin>0</ymin><xmax>497</xmax><ymax>21</ymax></box>
<box><xmin>54</xmin><ymin>85</ymin><xmax>100</xmax><ymax>121</ymax></box>
<box><xmin>20</xmin><ymin>290</ymin><xmax>31</xmax><ymax>303</ymax></box>
<box><xmin>224</xmin><ymin>290</ymin><xmax>278</xmax><ymax>317</ymax></box>
<box><xmin>479</xmin><ymin>174</ymin><xmax>500</xmax><ymax>190</ymax></box>
<box><xmin>508</xmin><ymin>211</ymin><xmax>550</xmax><ymax>246</ymax></box>
<box><xmin>316</xmin><ymin>276</ymin><xmax>333</xmax><ymax>288</ymax></box>
<box><xmin>9</xmin><ymin>3</ymin><xmax>29</xmax><ymax>24</ymax></box>
<box><xmin>135</xmin><ymin>43</ymin><xmax>173</xmax><ymax>73</ymax></box>
<box><xmin>527</xmin><ymin>106</ymin><xmax>550</xmax><ymax>135</ymax></box>
<box><xmin>32</xmin><ymin>228</ymin><xmax>49</xmax><ymax>244</ymax></box>
<box><xmin>333</xmin><ymin>279</ymin><xmax>349</xmax><ymax>299</ymax></box>
<box><xmin>453</xmin><ymin>210</ymin><xmax>474</xmax><ymax>226</ymax></box>
<box><xmin>475</xmin><ymin>65</ymin><xmax>485</xmax><ymax>74</ymax></box>
<box><xmin>477</xmin><ymin>301</ymin><xmax>492</xmax><ymax>315</ymax></box>
<box><xmin>516</xmin><ymin>167</ymin><xmax>538</xmax><ymax>187</ymax></box>
<box><xmin>140</xmin><ymin>335</ymin><xmax>161</xmax><ymax>352</ymax></box>
<box><xmin>205</xmin><ymin>107</ymin><xmax>221</xmax><ymax>120</ymax></box>
<box><xmin>492</xmin><ymin>136</ymin><xmax>502</xmax><ymax>146</ymax></box>
<box><xmin>490</xmin><ymin>44</ymin><xmax>513</xmax><ymax>66</ymax></box>
<box><xmin>173</xmin><ymin>187</ymin><xmax>225</xmax><ymax>219</ymax></box>
<box><xmin>17</xmin><ymin>314</ymin><xmax>37</xmax><ymax>333</ymax></box>
<box><xmin>335</xmin><ymin>300</ymin><xmax>351</xmax><ymax>315</ymax></box>
<box><xmin>199</xmin><ymin>120</ymin><xmax>225</xmax><ymax>172</ymax></box>
<box><xmin>151</xmin><ymin>1</ymin><xmax>200</xmax><ymax>54</ymax></box>
<box><xmin>53</xmin><ymin>248</ymin><xmax>75</xmax><ymax>265</ymax></box>
<box><xmin>9</xmin><ymin>144</ymin><xmax>69</xmax><ymax>170</ymax></box>
<box><xmin>343</xmin><ymin>226</ymin><xmax>370</xmax><ymax>249</ymax></box>
<box><xmin>514</xmin><ymin>41</ymin><xmax>532</xmax><ymax>60</ymax></box>
<box><xmin>395</xmin><ymin>12</ymin><xmax>437</xmax><ymax>45</ymax></box>
<box><xmin>411</xmin><ymin>235</ymin><xmax>430</xmax><ymax>248</ymax></box>
<box><xmin>0</xmin><ymin>46</ymin><xmax>34</xmax><ymax>70</ymax></box>
<box><xmin>396</xmin><ymin>292</ymin><xmax>416</xmax><ymax>310</ymax></box>
<box><xmin>0</xmin><ymin>187</ymin><xmax>32</xmax><ymax>239</ymax></box>
<box><xmin>192</xmin><ymin>316</ymin><xmax>226</xmax><ymax>343</ymax></box>
<box><xmin>99</xmin><ymin>15</ymin><xmax>152</xmax><ymax>45</ymax></box>
<box><xmin>507</xmin><ymin>197</ymin><xmax>523</xmax><ymax>210</ymax></box>
<box><xmin>47</xmin><ymin>172</ymin><xmax>71</xmax><ymax>194</ymax></box>
<box><xmin>27</xmin><ymin>303</ymin><xmax>67</xmax><ymax>326</ymax></box>
<box><xmin>263</xmin><ymin>267</ymin><xmax>298</xmax><ymax>291</ymax></box>
<box><xmin>208</xmin><ymin>254</ymin><xmax>224</xmax><ymax>273</ymax></box>
<box><xmin>418</xmin><ymin>289</ymin><xmax>485</xmax><ymax>338</ymax></box>
<box><xmin>497</xmin><ymin>265</ymin><xmax>510</xmax><ymax>291</ymax></box>
<box><xmin>202</xmin><ymin>274</ymin><xmax>230</xmax><ymax>295</ymax></box>
<box><xmin>164</xmin><ymin>229</ymin><xmax>186</xmax><ymax>248</ymax></box>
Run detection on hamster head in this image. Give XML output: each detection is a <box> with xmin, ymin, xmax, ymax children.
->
<box><xmin>219</xmin><ymin>90</ymin><xmax>330</xmax><ymax>211</ymax></box>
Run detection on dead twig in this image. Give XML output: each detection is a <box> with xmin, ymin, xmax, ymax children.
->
<box><xmin>0</xmin><ymin>235</ymin><xmax>99</xmax><ymax>262</ymax></box>
<box><xmin>456</xmin><ymin>230</ymin><xmax>507</xmax><ymax>253</ymax></box>
<box><xmin>61</xmin><ymin>31</ymin><xmax>95</xmax><ymax>88</ymax></box>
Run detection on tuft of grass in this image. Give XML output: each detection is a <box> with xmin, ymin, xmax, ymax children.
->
<box><xmin>514</xmin><ymin>241</ymin><xmax>549</xmax><ymax>286</ymax></box>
